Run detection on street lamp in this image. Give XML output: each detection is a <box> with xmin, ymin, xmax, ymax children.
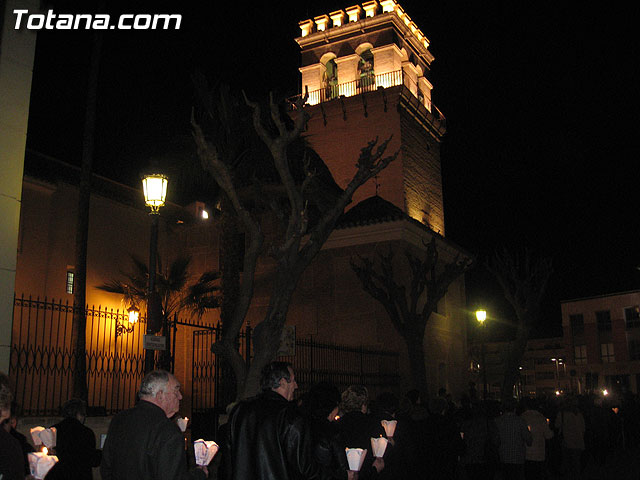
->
<box><xmin>116</xmin><ymin>306</ymin><xmax>139</xmax><ymax>337</ymax></box>
<box><xmin>551</xmin><ymin>357</ymin><xmax>564</xmax><ymax>392</ymax></box>
<box><xmin>476</xmin><ymin>309</ymin><xmax>488</xmax><ymax>399</ymax></box>
<box><xmin>142</xmin><ymin>173</ymin><xmax>168</xmax><ymax>374</ymax></box>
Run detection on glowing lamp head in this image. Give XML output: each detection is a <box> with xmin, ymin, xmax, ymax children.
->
<box><xmin>127</xmin><ymin>306</ymin><xmax>139</xmax><ymax>325</ymax></box>
<box><xmin>142</xmin><ymin>173</ymin><xmax>168</xmax><ymax>212</ymax></box>
<box><xmin>603</xmin><ymin>389</ymin><xmax>609</xmax><ymax>396</ymax></box>
<box><xmin>475</xmin><ymin>309</ymin><xmax>487</xmax><ymax>324</ymax></box>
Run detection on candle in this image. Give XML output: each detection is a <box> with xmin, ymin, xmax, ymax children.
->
<box><xmin>193</xmin><ymin>439</ymin><xmax>219</xmax><ymax>466</ymax></box>
<box><xmin>370</xmin><ymin>437</ymin><xmax>388</xmax><ymax>458</ymax></box>
<box><xmin>28</xmin><ymin>450</ymin><xmax>58</xmax><ymax>479</ymax></box>
<box><xmin>177</xmin><ymin>417</ymin><xmax>189</xmax><ymax>432</ymax></box>
<box><xmin>345</xmin><ymin>448</ymin><xmax>367</xmax><ymax>471</ymax></box>
<box><xmin>380</xmin><ymin>419</ymin><xmax>397</xmax><ymax>437</ymax></box>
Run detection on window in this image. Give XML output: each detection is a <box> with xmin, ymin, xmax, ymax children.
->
<box><xmin>625</xmin><ymin>306</ymin><xmax>640</xmax><ymax>329</ymax></box>
<box><xmin>629</xmin><ymin>340</ymin><xmax>640</xmax><ymax>361</ymax></box>
<box><xmin>574</xmin><ymin>345</ymin><xmax>587</xmax><ymax>364</ymax></box>
<box><xmin>357</xmin><ymin>49</ymin><xmax>375</xmax><ymax>90</ymax></box>
<box><xmin>601</xmin><ymin>343</ymin><xmax>615</xmax><ymax>363</ymax></box>
<box><xmin>596</xmin><ymin>310</ymin><xmax>612</xmax><ymax>332</ymax></box>
<box><xmin>322</xmin><ymin>59</ymin><xmax>338</xmax><ymax>100</ymax></box>
<box><xmin>66</xmin><ymin>271</ymin><xmax>74</xmax><ymax>294</ymax></box>
<box><xmin>570</xmin><ymin>314</ymin><xmax>584</xmax><ymax>336</ymax></box>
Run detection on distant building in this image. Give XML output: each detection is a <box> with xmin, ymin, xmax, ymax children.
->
<box><xmin>470</xmin><ymin>337</ymin><xmax>567</xmax><ymax>399</ymax></box>
<box><xmin>561</xmin><ymin>290</ymin><xmax>640</xmax><ymax>396</ymax></box>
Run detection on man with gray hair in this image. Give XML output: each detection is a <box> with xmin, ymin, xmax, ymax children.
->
<box><xmin>101</xmin><ymin>370</ymin><xmax>207</xmax><ymax>480</ymax></box>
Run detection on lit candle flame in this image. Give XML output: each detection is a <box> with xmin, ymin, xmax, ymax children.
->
<box><xmin>42</xmin><ymin>447</ymin><xmax>48</xmax><ymax>455</ymax></box>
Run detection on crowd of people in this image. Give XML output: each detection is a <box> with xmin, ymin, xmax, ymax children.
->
<box><xmin>2</xmin><ymin>366</ymin><xmax>640</xmax><ymax>479</ymax></box>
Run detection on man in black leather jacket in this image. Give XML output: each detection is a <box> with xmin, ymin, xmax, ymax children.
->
<box><xmin>228</xmin><ymin>361</ymin><xmax>331</xmax><ymax>480</ymax></box>
<box><xmin>101</xmin><ymin>370</ymin><xmax>207</xmax><ymax>480</ymax></box>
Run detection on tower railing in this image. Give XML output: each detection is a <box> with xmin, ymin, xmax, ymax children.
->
<box><xmin>296</xmin><ymin>69</ymin><xmax>446</xmax><ymax>133</ymax></box>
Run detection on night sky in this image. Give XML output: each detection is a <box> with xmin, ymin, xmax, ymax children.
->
<box><xmin>24</xmin><ymin>1</ymin><xmax>640</xmax><ymax>338</ymax></box>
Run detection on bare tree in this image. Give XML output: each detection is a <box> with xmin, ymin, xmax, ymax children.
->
<box><xmin>486</xmin><ymin>248</ymin><xmax>553</xmax><ymax>399</ymax></box>
<box><xmin>191</xmin><ymin>88</ymin><xmax>397</xmax><ymax>399</ymax></box>
<box><xmin>351</xmin><ymin>238</ymin><xmax>472</xmax><ymax>399</ymax></box>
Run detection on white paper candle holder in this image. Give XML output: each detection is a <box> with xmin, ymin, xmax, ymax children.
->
<box><xmin>28</xmin><ymin>450</ymin><xmax>58</xmax><ymax>479</ymax></box>
<box><xmin>345</xmin><ymin>448</ymin><xmax>367</xmax><ymax>471</ymax></box>
<box><xmin>30</xmin><ymin>426</ymin><xmax>56</xmax><ymax>448</ymax></box>
<box><xmin>177</xmin><ymin>417</ymin><xmax>189</xmax><ymax>432</ymax></box>
<box><xmin>193</xmin><ymin>439</ymin><xmax>219</xmax><ymax>466</ymax></box>
<box><xmin>370</xmin><ymin>436</ymin><xmax>388</xmax><ymax>458</ymax></box>
<box><xmin>381</xmin><ymin>419</ymin><xmax>397</xmax><ymax>437</ymax></box>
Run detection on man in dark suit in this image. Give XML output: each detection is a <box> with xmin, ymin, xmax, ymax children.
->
<box><xmin>101</xmin><ymin>370</ymin><xmax>207</xmax><ymax>480</ymax></box>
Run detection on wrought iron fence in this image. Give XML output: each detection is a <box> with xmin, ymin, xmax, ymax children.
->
<box><xmin>278</xmin><ymin>338</ymin><xmax>400</xmax><ymax>400</ymax></box>
<box><xmin>10</xmin><ymin>294</ymin><xmax>400</xmax><ymax>417</ymax></box>
<box><xmin>10</xmin><ymin>294</ymin><xmax>146</xmax><ymax>416</ymax></box>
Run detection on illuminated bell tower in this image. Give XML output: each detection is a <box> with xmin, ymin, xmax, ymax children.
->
<box><xmin>296</xmin><ymin>0</ymin><xmax>447</xmax><ymax>235</ymax></box>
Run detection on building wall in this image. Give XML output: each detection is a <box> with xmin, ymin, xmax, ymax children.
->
<box><xmin>15</xmin><ymin>177</ymin><xmax>166</xmax><ymax>306</ymax></box>
<box><xmin>303</xmin><ymin>90</ymin><xmax>406</xmax><ymax>212</ymax></box>
<box><xmin>471</xmin><ymin>337</ymin><xmax>567</xmax><ymax>398</ymax></box>
<box><xmin>400</xmin><ymin>107</ymin><xmax>444</xmax><ymax>234</ymax></box>
<box><xmin>561</xmin><ymin>290</ymin><xmax>640</xmax><ymax>395</ymax></box>
<box><xmin>0</xmin><ymin>0</ymin><xmax>38</xmax><ymax>372</ymax></box>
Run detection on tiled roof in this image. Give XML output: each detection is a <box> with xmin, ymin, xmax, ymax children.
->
<box><xmin>336</xmin><ymin>195</ymin><xmax>411</xmax><ymax>228</ymax></box>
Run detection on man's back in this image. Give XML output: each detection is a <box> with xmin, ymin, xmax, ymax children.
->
<box><xmin>101</xmin><ymin>400</ymin><xmax>202</xmax><ymax>480</ymax></box>
<box><xmin>495</xmin><ymin>412</ymin><xmax>532</xmax><ymax>464</ymax></box>
<box><xmin>229</xmin><ymin>390</ymin><xmax>321</xmax><ymax>480</ymax></box>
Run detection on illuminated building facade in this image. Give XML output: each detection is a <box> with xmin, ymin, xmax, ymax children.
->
<box><xmin>295</xmin><ymin>0</ymin><xmax>446</xmax><ymax>234</ymax></box>
<box><xmin>291</xmin><ymin>1</ymin><xmax>471</xmax><ymax>396</ymax></box>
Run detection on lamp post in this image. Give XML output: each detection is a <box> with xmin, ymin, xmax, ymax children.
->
<box><xmin>476</xmin><ymin>309</ymin><xmax>488</xmax><ymax>400</ymax></box>
<box><xmin>142</xmin><ymin>173</ymin><xmax>168</xmax><ymax>374</ymax></box>
<box><xmin>551</xmin><ymin>357</ymin><xmax>563</xmax><ymax>392</ymax></box>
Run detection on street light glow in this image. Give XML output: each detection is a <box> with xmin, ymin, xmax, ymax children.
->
<box><xmin>475</xmin><ymin>309</ymin><xmax>487</xmax><ymax>323</ymax></box>
<box><xmin>142</xmin><ymin>173</ymin><xmax>168</xmax><ymax>212</ymax></box>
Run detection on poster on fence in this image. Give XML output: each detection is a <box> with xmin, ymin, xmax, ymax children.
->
<box><xmin>277</xmin><ymin>326</ymin><xmax>295</xmax><ymax>357</ymax></box>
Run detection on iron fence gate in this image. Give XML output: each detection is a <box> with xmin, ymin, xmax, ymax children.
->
<box><xmin>10</xmin><ymin>294</ymin><xmax>401</xmax><ymax>420</ymax></box>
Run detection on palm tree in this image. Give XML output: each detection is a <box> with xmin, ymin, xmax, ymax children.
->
<box><xmin>97</xmin><ymin>255</ymin><xmax>222</xmax><ymax>370</ymax></box>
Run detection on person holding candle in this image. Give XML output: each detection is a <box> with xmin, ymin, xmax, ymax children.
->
<box><xmin>0</xmin><ymin>372</ymin><xmax>25</xmax><ymax>480</ymax></box>
<box><xmin>520</xmin><ymin>397</ymin><xmax>553</xmax><ymax>480</ymax></box>
<box><xmin>4</xmin><ymin>402</ymin><xmax>35</xmax><ymax>477</ymax></box>
<box><xmin>101</xmin><ymin>370</ymin><xmax>207</xmax><ymax>480</ymax></box>
<box><xmin>335</xmin><ymin>385</ymin><xmax>385</xmax><ymax>479</ymax></box>
<box><xmin>494</xmin><ymin>397</ymin><xmax>532</xmax><ymax>480</ymax></box>
<box><xmin>300</xmin><ymin>382</ymin><xmax>349</xmax><ymax>479</ymax></box>
<box><xmin>45</xmin><ymin>398</ymin><xmax>101</xmax><ymax>480</ymax></box>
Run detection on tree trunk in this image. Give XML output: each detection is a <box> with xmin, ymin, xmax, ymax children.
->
<box><xmin>71</xmin><ymin>29</ymin><xmax>102</xmax><ymax>401</ymax></box>
<box><xmin>404</xmin><ymin>330</ymin><xmax>429</xmax><ymax>400</ymax></box>
<box><xmin>501</xmin><ymin>318</ymin><xmax>532</xmax><ymax>400</ymax></box>
<box><xmin>218</xmin><ymin>194</ymin><xmax>242</xmax><ymax>403</ymax></box>
<box><xmin>241</xmin><ymin>272</ymin><xmax>298</xmax><ymax>399</ymax></box>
